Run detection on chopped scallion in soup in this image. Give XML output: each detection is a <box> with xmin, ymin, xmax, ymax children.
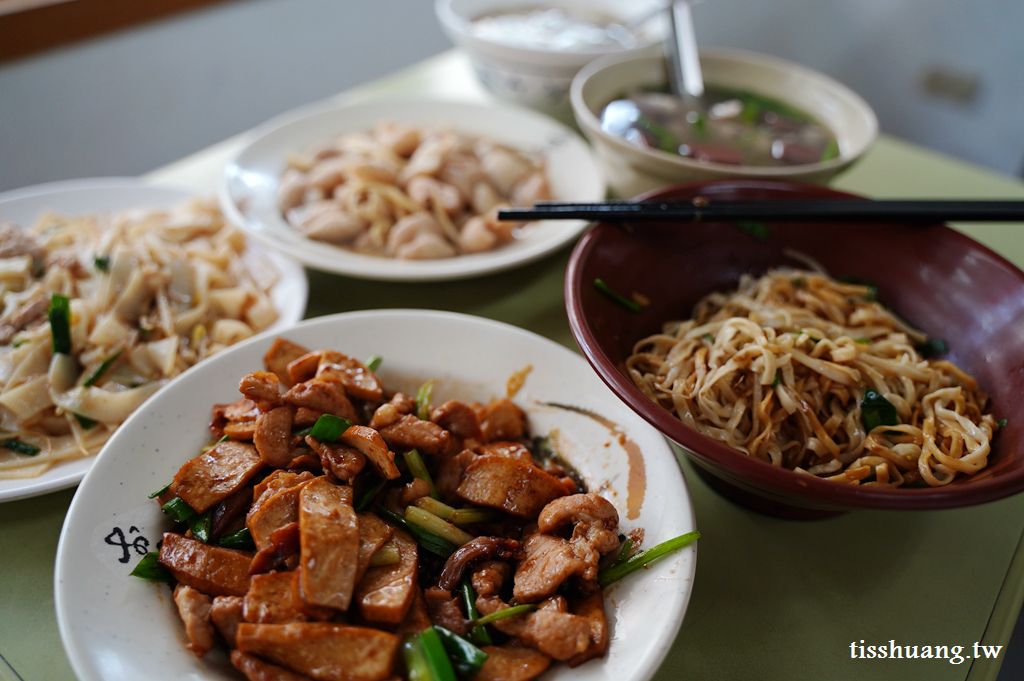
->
<box><xmin>600</xmin><ymin>88</ymin><xmax>839</xmax><ymax>167</ymax></box>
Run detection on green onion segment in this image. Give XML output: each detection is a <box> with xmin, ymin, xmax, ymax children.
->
<box><xmin>309</xmin><ymin>414</ymin><xmax>353</xmax><ymax>442</ymax></box>
<box><xmin>2</xmin><ymin>438</ymin><xmax>41</xmax><ymax>456</ymax></box>
<box><xmin>403</xmin><ymin>449</ymin><xmax>439</xmax><ymax>499</ymax></box>
<box><xmin>415</xmin><ymin>381</ymin><xmax>434</xmax><ymax>421</ymax></box>
<box><xmin>161</xmin><ymin>497</ymin><xmax>197</xmax><ymax>523</ymax></box>
<box><xmin>47</xmin><ymin>293</ymin><xmax>72</xmax><ymax>355</ymax></box>
<box><xmin>861</xmin><ymin>389</ymin><xmax>899</xmax><ymax>432</ymax></box>
<box><xmin>599</xmin><ymin>530</ymin><xmax>701</xmax><ymax>587</ymax></box>
<box><xmin>593</xmin><ymin>278</ymin><xmax>642</xmax><ymax>313</ymax></box>
<box><xmin>129</xmin><ymin>552</ymin><xmax>172</xmax><ymax>582</ymax></box>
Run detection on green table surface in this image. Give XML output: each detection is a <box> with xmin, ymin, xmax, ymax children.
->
<box><xmin>3</xmin><ymin>50</ymin><xmax>1024</xmax><ymax>681</ymax></box>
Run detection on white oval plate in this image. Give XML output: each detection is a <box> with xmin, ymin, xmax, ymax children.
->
<box><xmin>55</xmin><ymin>310</ymin><xmax>696</xmax><ymax>681</ymax></box>
<box><xmin>0</xmin><ymin>177</ymin><xmax>308</xmax><ymax>502</ymax></box>
<box><xmin>219</xmin><ymin>97</ymin><xmax>605</xmax><ymax>281</ymax></box>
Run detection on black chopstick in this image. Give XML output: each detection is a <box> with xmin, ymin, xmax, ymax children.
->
<box><xmin>498</xmin><ymin>200</ymin><xmax>1024</xmax><ymax>223</ymax></box>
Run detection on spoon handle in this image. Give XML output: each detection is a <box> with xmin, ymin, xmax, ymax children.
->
<box><xmin>666</xmin><ymin>1</ymin><xmax>704</xmax><ymax>98</ymax></box>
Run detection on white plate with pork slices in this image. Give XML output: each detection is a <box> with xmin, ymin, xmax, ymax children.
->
<box><xmin>219</xmin><ymin>97</ymin><xmax>605</xmax><ymax>281</ymax></box>
<box><xmin>0</xmin><ymin>177</ymin><xmax>308</xmax><ymax>502</ymax></box>
<box><xmin>55</xmin><ymin>310</ymin><xmax>697</xmax><ymax>681</ymax></box>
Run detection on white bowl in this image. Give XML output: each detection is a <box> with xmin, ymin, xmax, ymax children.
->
<box><xmin>571</xmin><ymin>45</ymin><xmax>879</xmax><ymax>198</ymax></box>
<box><xmin>435</xmin><ymin>0</ymin><xmax>666</xmax><ymax>116</ymax></box>
<box><xmin>220</xmin><ymin>97</ymin><xmax>605</xmax><ymax>281</ymax></box>
<box><xmin>55</xmin><ymin>310</ymin><xmax>697</xmax><ymax>681</ymax></box>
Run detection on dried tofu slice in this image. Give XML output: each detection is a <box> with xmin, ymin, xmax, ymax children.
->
<box><xmin>159</xmin><ymin>532</ymin><xmax>252</xmax><ymax>597</ymax></box>
<box><xmin>244</xmin><ymin>571</ymin><xmax>307</xmax><ymax>624</ymax></box>
<box><xmin>298</xmin><ymin>477</ymin><xmax>359</xmax><ymax>610</ymax></box>
<box><xmin>248</xmin><ymin>479</ymin><xmax>312</xmax><ymax>552</ymax></box>
<box><xmin>236</xmin><ymin>622</ymin><xmax>399</xmax><ymax>681</ymax></box>
<box><xmin>172</xmin><ymin>440</ymin><xmax>264</xmax><ymax>514</ymax></box>
<box><xmin>354</xmin><ymin>528</ymin><xmax>417</xmax><ymax>625</ymax></box>
<box><xmin>355</xmin><ymin>512</ymin><xmax>395</xmax><ymax>584</ymax></box>
<box><xmin>231</xmin><ymin>649</ymin><xmax>314</xmax><ymax>681</ymax></box>
<box><xmin>264</xmin><ymin>338</ymin><xmax>310</xmax><ymax>387</ymax></box>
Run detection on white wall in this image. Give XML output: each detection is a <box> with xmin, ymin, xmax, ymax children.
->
<box><xmin>692</xmin><ymin>0</ymin><xmax>1024</xmax><ymax>177</ymax></box>
<box><xmin>1</xmin><ymin>0</ymin><xmax>1021</xmax><ymax>194</ymax></box>
<box><xmin>0</xmin><ymin>0</ymin><xmax>451</xmax><ymax>192</ymax></box>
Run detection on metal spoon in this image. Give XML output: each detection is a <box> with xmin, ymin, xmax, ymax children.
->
<box><xmin>665</xmin><ymin>0</ymin><xmax>704</xmax><ymax>99</ymax></box>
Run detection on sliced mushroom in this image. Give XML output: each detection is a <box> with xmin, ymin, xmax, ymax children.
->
<box><xmin>437</xmin><ymin>537</ymin><xmax>521</xmax><ymax>591</ymax></box>
<box><xmin>339</xmin><ymin>425</ymin><xmax>400</xmax><ymax>480</ymax></box>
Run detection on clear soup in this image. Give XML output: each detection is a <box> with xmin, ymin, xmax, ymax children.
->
<box><xmin>600</xmin><ymin>87</ymin><xmax>839</xmax><ymax>167</ymax></box>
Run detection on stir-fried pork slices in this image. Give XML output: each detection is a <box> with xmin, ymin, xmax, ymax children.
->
<box><xmin>211</xmin><ymin>596</ymin><xmax>245</xmax><ymax>646</ymax></box>
<box><xmin>150</xmin><ymin>340</ymin><xmax>635</xmax><ymax>681</ymax></box>
<box><xmin>473</xmin><ymin>645</ymin><xmax>552</xmax><ymax>681</ymax></box>
<box><xmin>457</xmin><ymin>455</ymin><xmax>569</xmax><ymax>518</ymax></box>
<box><xmin>173</xmin><ymin>584</ymin><xmax>217</xmax><ymax>657</ymax></box>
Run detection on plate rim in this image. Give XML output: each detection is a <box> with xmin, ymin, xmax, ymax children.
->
<box><xmin>218</xmin><ymin>96</ymin><xmax>606</xmax><ymax>282</ymax></box>
<box><xmin>0</xmin><ymin>176</ymin><xmax>309</xmax><ymax>502</ymax></box>
<box><xmin>54</xmin><ymin>308</ymin><xmax>696</xmax><ymax>681</ymax></box>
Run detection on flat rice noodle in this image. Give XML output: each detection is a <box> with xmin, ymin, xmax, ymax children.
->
<box><xmin>50</xmin><ymin>380</ymin><xmax>166</xmax><ymax>424</ymax></box>
<box><xmin>173</xmin><ymin>440</ymin><xmax>264</xmax><ymax>514</ymax></box>
<box><xmin>298</xmin><ymin>477</ymin><xmax>359</xmax><ymax>611</ymax></box>
<box><xmin>1</xmin><ymin>373</ymin><xmax>52</xmax><ymax>421</ymax></box>
<box><xmin>457</xmin><ymin>455</ymin><xmax>569</xmax><ymax>518</ymax></box>
<box><xmin>159</xmin><ymin>532</ymin><xmax>253</xmax><ymax>597</ymax></box>
<box><xmin>235</xmin><ymin>622</ymin><xmax>399</xmax><ymax>681</ymax></box>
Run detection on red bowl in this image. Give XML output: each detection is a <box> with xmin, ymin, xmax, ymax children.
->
<box><xmin>565</xmin><ymin>179</ymin><xmax>1024</xmax><ymax>517</ymax></box>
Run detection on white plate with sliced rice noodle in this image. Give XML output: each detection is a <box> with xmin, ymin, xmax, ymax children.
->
<box><xmin>0</xmin><ymin>177</ymin><xmax>308</xmax><ymax>502</ymax></box>
<box><xmin>55</xmin><ymin>310</ymin><xmax>696</xmax><ymax>681</ymax></box>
